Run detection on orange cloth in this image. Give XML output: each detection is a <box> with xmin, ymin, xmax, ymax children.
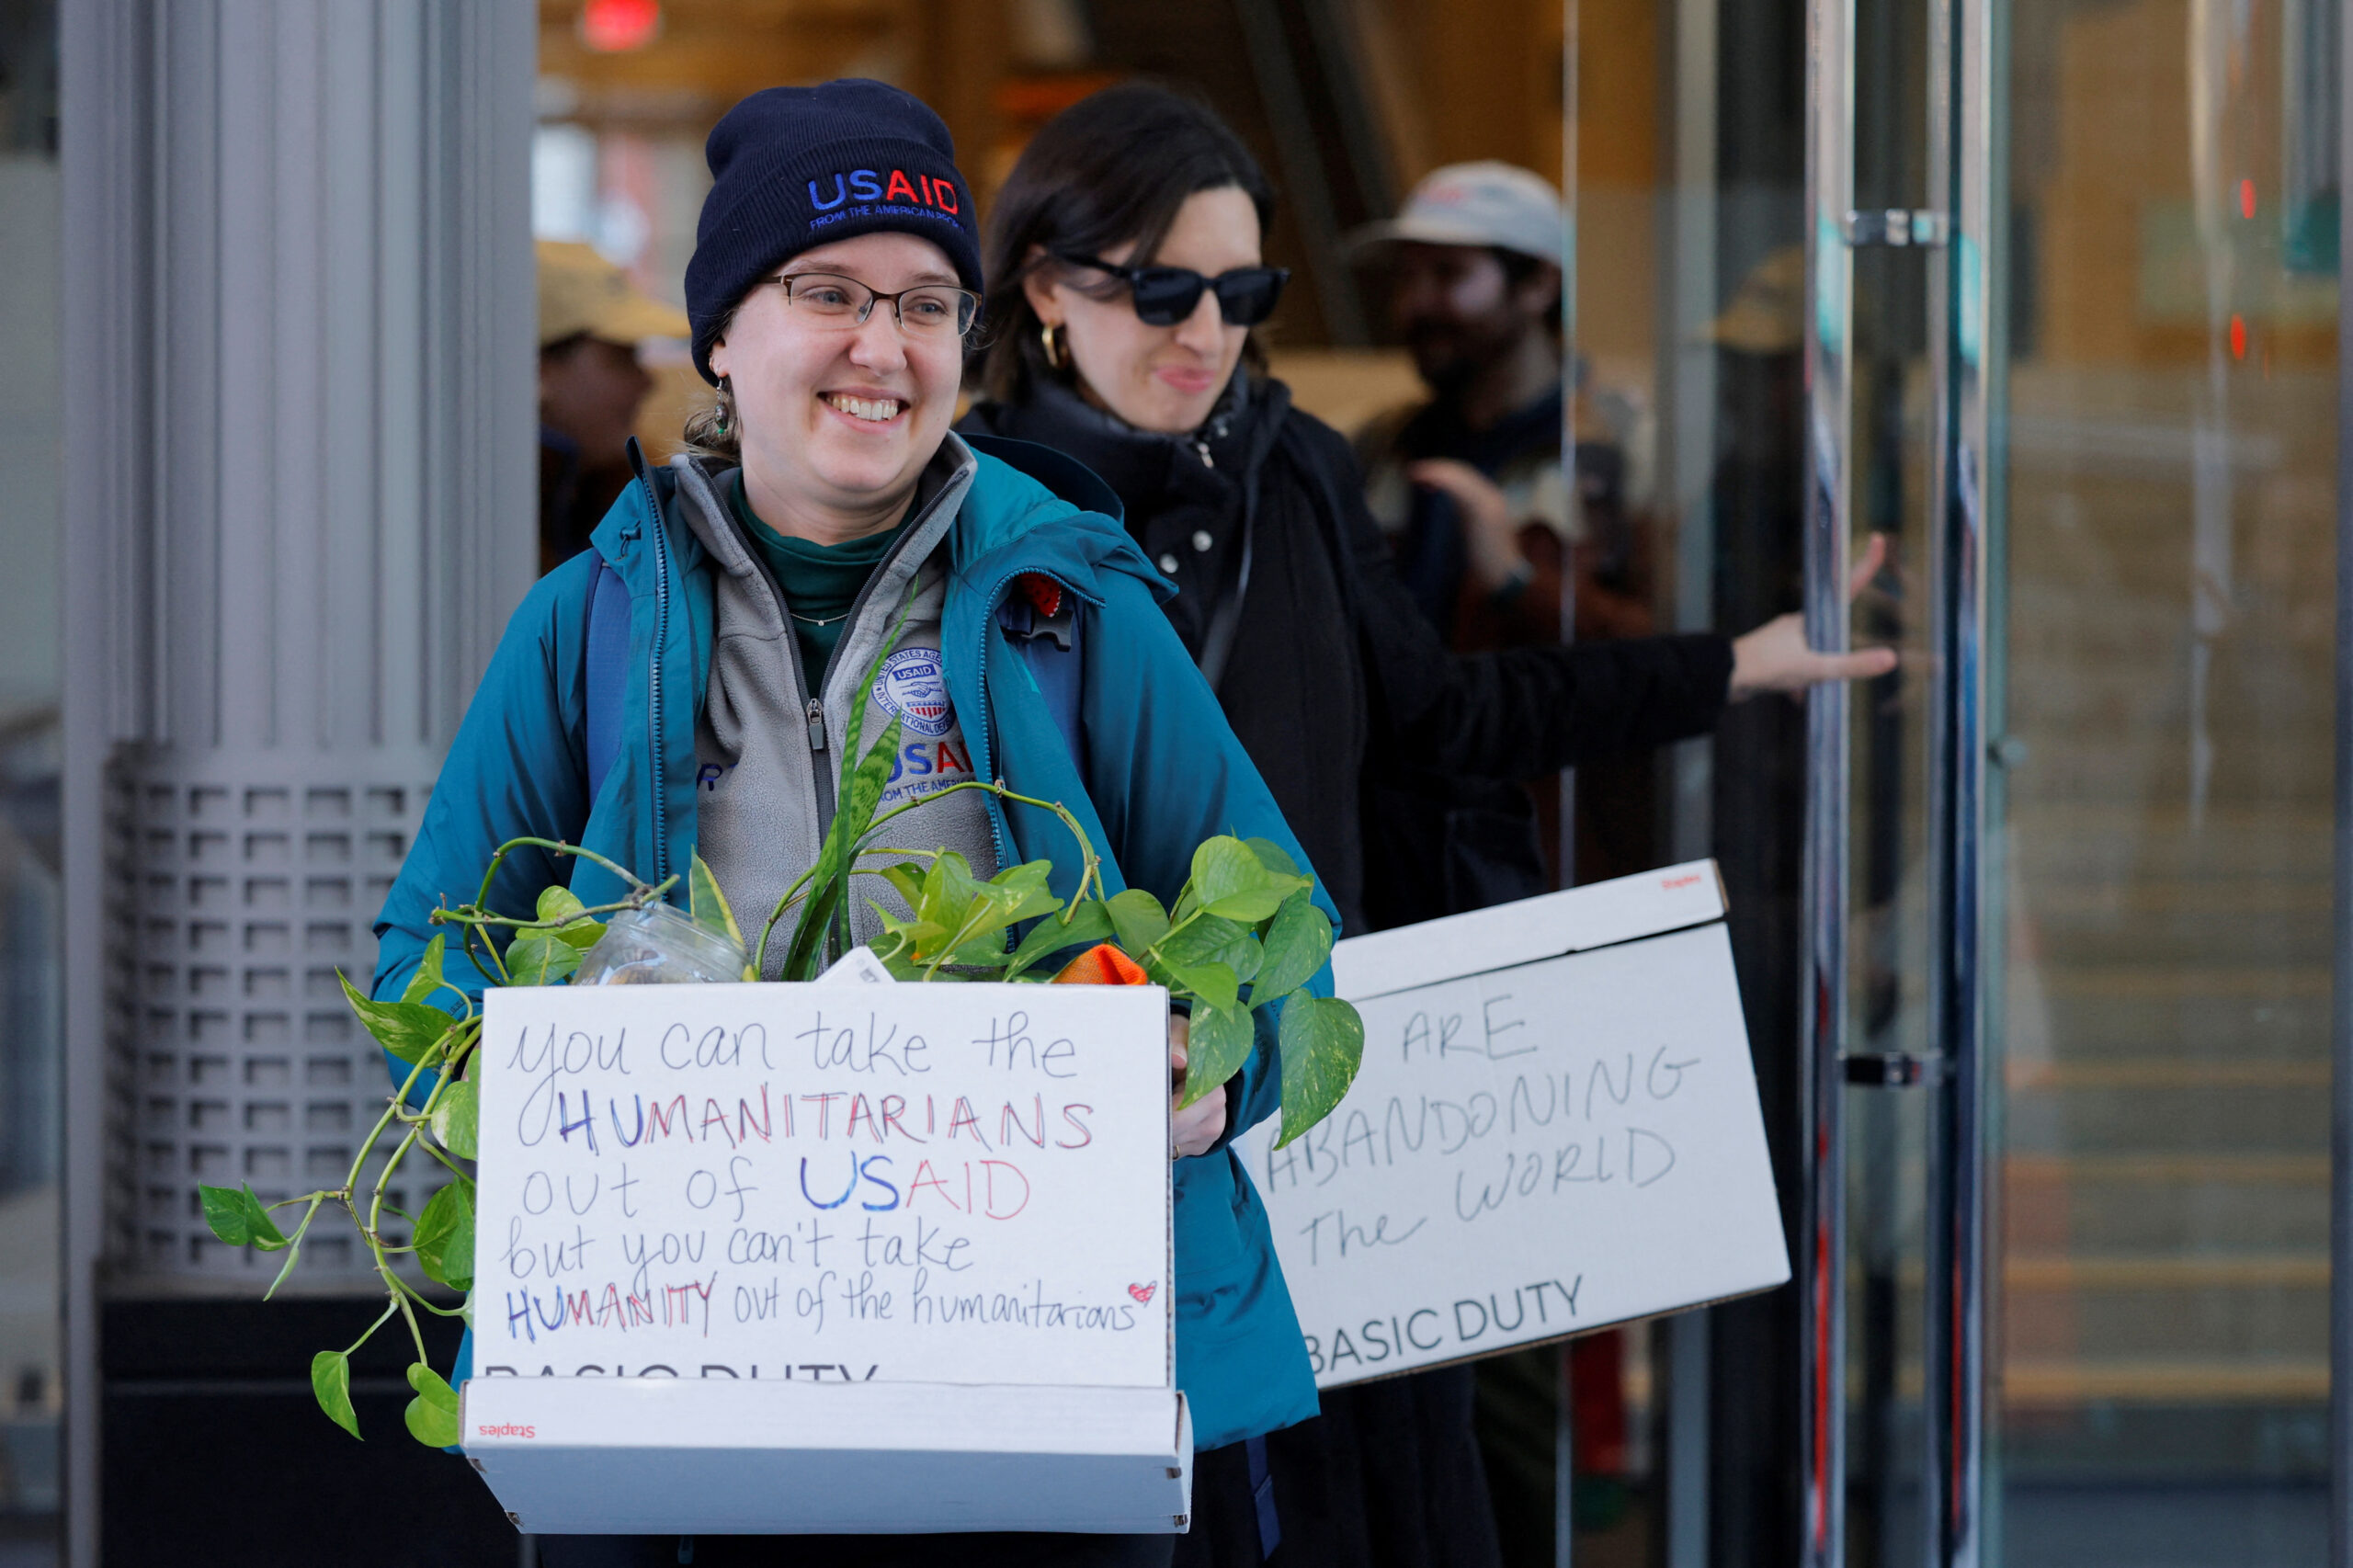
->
<box><xmin>1050</xmin><ymin>942</ymin><xmax>1148</xmax><ymax>986</ymax></box>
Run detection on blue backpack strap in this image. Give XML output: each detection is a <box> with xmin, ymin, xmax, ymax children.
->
<box><xmin>1246</xmin><ymin>1432</ymin><xmax>1281</xmax><ymax>1555</ymax></box>
<box><xmin>583</xmin><ymin>551</ymin><xmax>631</xmax><ymax>802</ymax></box>
<box><xmin>996</xmin><ymin>579</ymin><xmax>1085</xmax><ymax>772</ymax></box>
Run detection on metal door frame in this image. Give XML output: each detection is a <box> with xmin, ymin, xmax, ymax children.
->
<box><xmin>1796</xmin><ymin>0</ymin><xmax>1999</xmax><ymax>1559</ymax></box>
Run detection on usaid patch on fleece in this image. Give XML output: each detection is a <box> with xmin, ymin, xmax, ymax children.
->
<box><xmin>685</xmin><ymin>79</ymin><xmax>983</xmax><ymax>382</ymax></box>
<box><xmin>870</xmin><ymin>646</ymin><xmax>980</xmax><ymax>810</ymax></box>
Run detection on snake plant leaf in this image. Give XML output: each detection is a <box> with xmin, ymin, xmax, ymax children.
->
<box><xmin>782</xmin><ymin>714</ymin><xmax>904</xmax><ymax>979</ymax></box>
<box><xmin>688</xmin><ymin>853</ymin><xmax>747</xmax><ymax>949</ymax></box>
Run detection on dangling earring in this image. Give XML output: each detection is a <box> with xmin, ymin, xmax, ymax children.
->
<box><xmin>713</xmin><ymin>375</ymin><xmax>733</xmax><ymax>437</ymax></box>
<box><xmin>1040</xmin><ymin>321</ymin><xmax>1068</xmax><ymax>371</ymax></box>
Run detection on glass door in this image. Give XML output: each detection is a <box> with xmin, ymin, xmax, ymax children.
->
<box><xmin>1812</xmin><ymin>0</ymin><xmax>2341</xmax><ymax>1564</ymax></box>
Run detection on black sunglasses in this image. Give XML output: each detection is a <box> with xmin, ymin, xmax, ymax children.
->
<box><xmin>1057</xmin><ymin>254</ymin><xmax>1291</xmax><ymax>327</ymax></box>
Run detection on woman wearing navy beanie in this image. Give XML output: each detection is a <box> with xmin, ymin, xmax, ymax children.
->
<box><xmin>373</xmin><ymin>79</ymin><xmax>1335</xmax><ymax>1567</ymax></box>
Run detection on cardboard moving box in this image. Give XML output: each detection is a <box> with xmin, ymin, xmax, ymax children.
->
<box><xmin>463</xmin><ymin>981</ymin><xmax>1184</xmax><ymax>1533</ymax></box>
<box><xmin>1234</xmin><ymin>860</ymin><xmax>1790</xmax><ymax>1386</ymax></box>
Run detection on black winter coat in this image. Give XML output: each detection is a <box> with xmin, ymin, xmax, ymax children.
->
<box><xmin>961</xmin><ymin>374</ymin><xmax>1732</xmax><ymax>936</ymax></box>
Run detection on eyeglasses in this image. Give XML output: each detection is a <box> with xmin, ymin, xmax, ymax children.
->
<box><xmin>767</xmin><ymin>271</ymin><xmax>981</xmax><ymax>337</ymax></box>
<box><xmin>1055</xmin><ymin>254</ymin><xmax>1290</xmax><ymax>328</ymax></box>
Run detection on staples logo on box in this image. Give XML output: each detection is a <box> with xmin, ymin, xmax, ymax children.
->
<box><xmin>477</xmin><ymin>1422</ymin><xmax>537</xmax><ymax>1439</ymax></box>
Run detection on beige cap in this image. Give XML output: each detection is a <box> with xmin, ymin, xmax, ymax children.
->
<box><xmin>1704</xmin><ymin>245</ymin><xmax>1806</xmax><ymax>354</ymax></box>
<box><xmin>1350</xmin><ymin>162</ymin><xmax>1565</xmax><ymax>267</ymax></box>
<box><xmin>537</xmin><ymin>239</ymin><xmax>690</xmax><ymax>349</ymax></box>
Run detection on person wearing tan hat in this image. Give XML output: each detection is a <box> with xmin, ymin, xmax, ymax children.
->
<box><xmin>537</xmin><ymin>239</ymin><xmax>691</xmax><ymax>573</ymax></box>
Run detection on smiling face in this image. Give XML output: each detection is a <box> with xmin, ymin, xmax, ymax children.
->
<box><xmin>706</xmin><ymin>231</ymin><xmax>966</xmax><ymax>541</ymax></box>
<box><xmin>1024</xmin><ymin>184</ymin><xmax>1261</xmax><ymax>436</ymax></box>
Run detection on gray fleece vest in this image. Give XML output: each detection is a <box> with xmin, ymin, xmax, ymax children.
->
<box><xmin>672</xmin><ymin>442</ymin><xmax>1000</xmax><ymax>977</ymax></box>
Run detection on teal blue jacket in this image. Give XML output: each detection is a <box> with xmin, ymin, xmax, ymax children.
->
<box><xmin>371</xmin><ymin>440</ymin><xmax>1328</xmax><ymax>1450</ymax></box>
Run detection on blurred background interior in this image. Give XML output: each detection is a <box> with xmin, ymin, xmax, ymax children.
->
<box><xmin>0</xmin><ymin>0</ymin><xmax>2344</xmax><ymax>1563</ymax></box>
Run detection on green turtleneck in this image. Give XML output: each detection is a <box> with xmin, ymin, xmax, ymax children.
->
<box><xmin>730</xmin><ymin>474</ymin><xmax>908</xmax><ymax>687</ymax></box>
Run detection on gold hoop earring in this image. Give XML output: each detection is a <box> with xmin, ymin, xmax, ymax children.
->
<box><xmin>1040</xmin><ymin>321</ymin><xmax>1068</xmax><ymax>371</ymax></box>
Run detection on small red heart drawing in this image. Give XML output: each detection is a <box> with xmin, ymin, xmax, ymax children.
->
<box><xmin>1129</xmin><ymin>1281</ymin><xmax>1158</xmax><ymax>1304</ymax></box>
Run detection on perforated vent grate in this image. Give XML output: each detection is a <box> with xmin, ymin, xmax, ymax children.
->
<box><xmin>119</xmin><ymin>771</ymin><xmax>451</xmax><ymax>1279</ymax></box>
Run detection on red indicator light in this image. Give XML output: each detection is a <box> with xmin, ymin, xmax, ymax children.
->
<box><xmin>2238</xmin><ymin>178</ymin><xmax>2256</xmax><ymax>220</ymax></box>
<box><xmin>581</xmin><ymin>0</ymin><xmax>661</xmax><ymax>52</ymax></box>
<box><xmin>2229</xmin><ymin>314</ymin><xmax>2247</xmax><ymax>359</ymax></box>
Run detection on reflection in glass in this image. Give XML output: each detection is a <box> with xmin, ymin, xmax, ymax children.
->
<box><xmin>0</xmin><ymin>2</ymin><xmax>61</xmax><ymax>1562</ymax></box>
<box><xmin>1995</xmin><ymin>0</ymin><xmax>2335</xmax><ymax>1561</ymax></box>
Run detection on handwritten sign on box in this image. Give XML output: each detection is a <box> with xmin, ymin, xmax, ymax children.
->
<box><xmin>1234</xmin><ymin>862</ymin><xmax>1788</xmax><ymax>1387</ymax></box>
<box><xmin>474</xmin><ymin>982</ymin><xmax>1172</xmax><ymax>1390</ymax></box>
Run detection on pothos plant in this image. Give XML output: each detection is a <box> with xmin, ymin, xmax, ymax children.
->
<box><xmin>197</xmin><ymin>596</ymin><xmax>1365</xmax><ymax>1446</ymax></box>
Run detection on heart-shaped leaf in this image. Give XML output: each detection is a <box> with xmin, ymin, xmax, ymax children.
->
<box><xmin>412</xmin><ymin>1177</ymin><xmax>476</xmax><ymax>1291</ymax></box>
<box><xmin>338</xmin><ymin>972</ymin><xmax>456</xmax><ymax>1065</ymax></box>
<box><xmin>1157</xmin><ymin>913</ymin><xmax>1262</xmax><ymax>987</ymax></box>
<box><xmin>1190</xmin><ymin>835</ymin><xmax>1308</xmax><ymax>924</ymax></box>
<box><xmin>401</xmin><ymin>935</ymin><xmax>448</xmax><ymax>1005</ymax></box>
<box><xmin>430</xmin><ymin>1079</ymin><xmax>479</xmax><ymax>1162</ymax></box>
<box><xmin>1149</xmin><ymin>955</ymin><xmax>1239</xmax><ymax>1016</ymax></box>
<box><xmin>1006</xmin><ymin>898</ymin><xmax>1115</xmax><ymax>980</ymax></box>
<box><xmin>313</xmin><ymin>1350</ymin><xmax>361</xmax><ymax>1440</ymax></box>
<box><xmin>1248</xmin><ymin>891</ymin><xmax>1333</xmax><ymax>1007</ymax></box>
<box><xmin>199</xmin><ymin>1183</ymin><xmax>289</xmax><ymax>1251</ymax></box>
<box><xmin>404</xmin><ymin>1362</ymin><xmax>460</xmax><ymax>1448</ymax></box>
<box><xmin>878</xmin><ymin>861</ymin><xmax>928</xmax><ymax>913</ymax></box>
<box><xmin>1276</xmin><ymin>994</ymin><xmax>1365</xmax><ymax>1149</ymax></box>
<box><xmin>1244</xmin><ymin>837</ymin><xmax>1301</xmax><ymax>880</ymax></box>
<box><xmin>912</xmin><ymin>849</ymin><xmax>982</xmax><ymax>948</ymax></box>
<box><xmin>535</xmin><ymin>885</ymin><xmax>606</xmax><ymax>950</ymax></box>
<box><xmin>506</xmin><ymin>930</ymin><xmax>583</xmax><ymax>987</ymax></box>
<box><xmin>1106</xmin><ymin>888</ymin><xmax>1170</xmax><ymax>955</ymax></box>
<box><xmin>1180</xmin><ymin>1003</ymin><xmax>1255</xmax><ymax>1108</ymax></box>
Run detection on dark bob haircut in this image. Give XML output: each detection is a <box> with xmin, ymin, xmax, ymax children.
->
<box><xmin>975</xmin><ymin>83</ymin><xmax>1277</xmax><ymax>403</ymax></box>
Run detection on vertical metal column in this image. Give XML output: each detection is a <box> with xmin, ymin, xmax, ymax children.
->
<box><xmin>60</xmin><ymin>0</ymin><xmax>532</xmax><ymax>1556</ymax></box>
<box><xmin>1921</xmin><ymin>0</ymin><xmax>1998</xmax><ymax>1553</ymax></box>
<box><xmin>2330</xmin><ymin>3</ymin><xmax>2353</xmax><ymax>1562</ymax></box>
<box><xmin>1799</xmin><ymin>0</ymin><xmax>1857</xmax><ymax>1559</ymax></box>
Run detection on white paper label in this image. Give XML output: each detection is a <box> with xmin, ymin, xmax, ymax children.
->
<box><xmin>473</xmin><ymin>983</ymin><xmax>1172</xmax><ymax>1390</ymax></box>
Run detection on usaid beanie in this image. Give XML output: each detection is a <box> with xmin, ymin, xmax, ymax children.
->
<box><xmin>684</xmin><ymin>79</ymin><xmax>982</xmax><ymax>383</ymax></box>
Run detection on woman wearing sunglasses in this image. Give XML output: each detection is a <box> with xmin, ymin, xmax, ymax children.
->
<box><xmin>961</xmin><ymin>84</ymin><xmax>1893</xmax><ymax>1568</ymax></box>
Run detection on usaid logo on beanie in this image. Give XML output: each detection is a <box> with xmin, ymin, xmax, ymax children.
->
<box><xmin>806</xmin><ymin>167</ymin><xmax>962</xmax><ymax>222</ymax></box>
<box><xmin>685</xmin><ymin>78</ymin><xmax>983</xmax><ymax>382</ymax></box>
